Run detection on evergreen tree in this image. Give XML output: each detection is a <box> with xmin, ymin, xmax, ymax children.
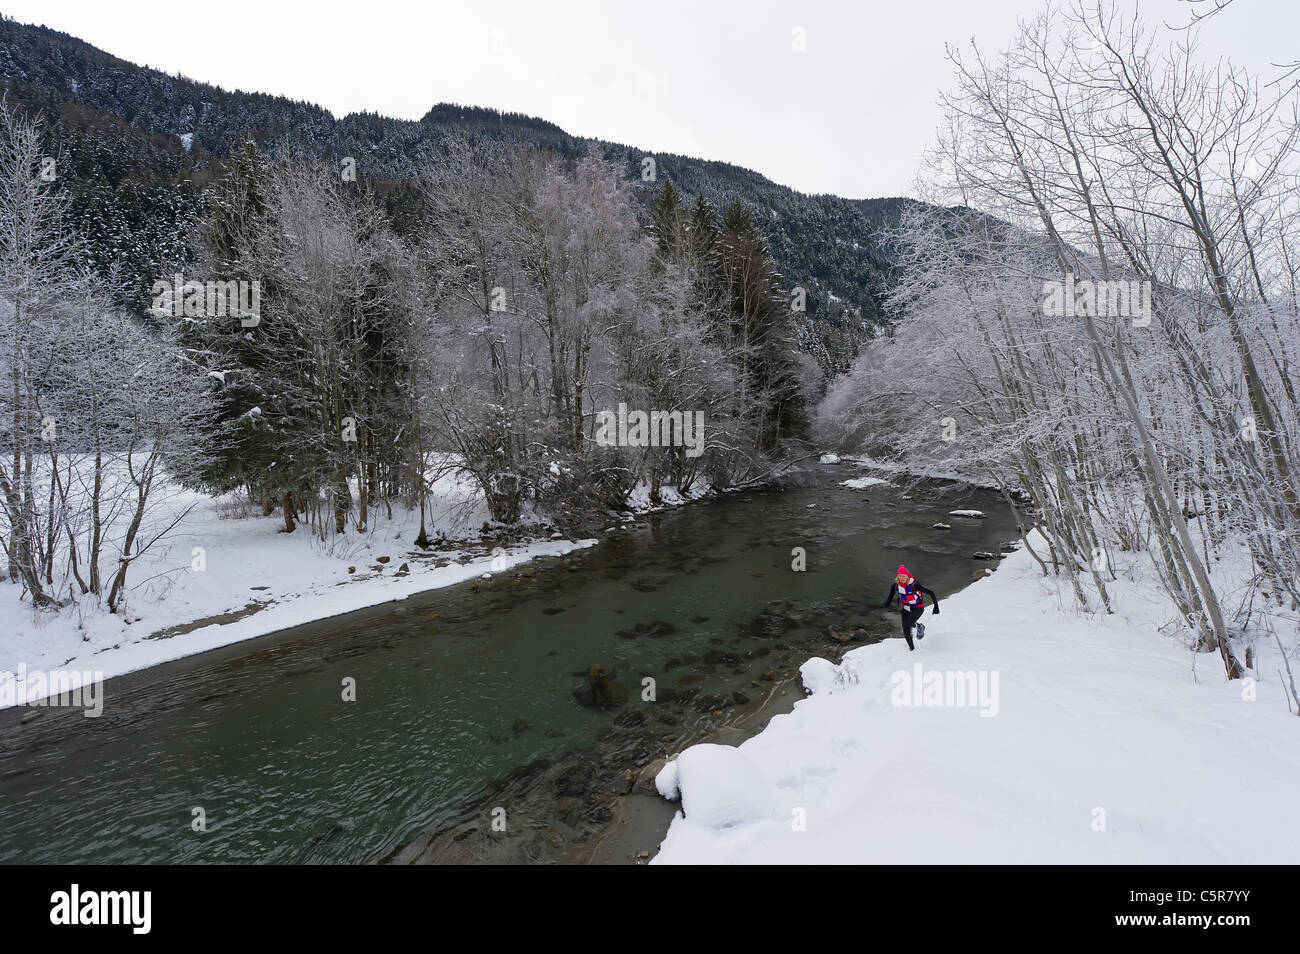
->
<box><xmin>715</xmin><ymin>201</ymin><xmax>809</xmax><ymax>451</ymax></box>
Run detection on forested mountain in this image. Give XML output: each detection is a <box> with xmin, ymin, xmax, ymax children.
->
<box><xmin>0</xmin><ymin>9</ymin><xmax>837</xmax><ymax>597</ymax></box>
<box><xmin>0</xmin><ymin>15</ymin><xmax>916</xmax><ymax>374</ymax></box>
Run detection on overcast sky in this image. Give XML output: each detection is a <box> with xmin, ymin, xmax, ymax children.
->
<box><xmin>7</xmin><ymin>0</ymin><xmax>1297</xmax><ymax>198</ymax></box>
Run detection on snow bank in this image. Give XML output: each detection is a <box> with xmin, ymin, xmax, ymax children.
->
<box><xmin>0</xmin><ymin>459</ymin><xmax>594</xmax><ymax>692</ymax></box>
<box><xmin>655</xmin><ymin>744</ymin><xmax>774</xmax><ymax>829</ymax></box>
<box><xmin>625</xmin><ymin>479</ymin><xmax>713</xmax><ymax>512</ymax></box>
<box><xmin>842</xmin><ymin>454</ymin><xmax>981</xmax><ymax>486</ymax></box>
<box><xmin>841</xmin><ymin>477</ymin><xmax>888</xmax><ymax>490</ymax></box>
<box><xmin>651</xmin><ymin>535</ymin><xmax>1300</xmax><ymax>864</ymax></box>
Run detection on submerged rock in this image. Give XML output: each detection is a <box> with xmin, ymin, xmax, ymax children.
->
<box><xmin>613</xmin><ymin>709</ymin><xmax>648</xmax><ymax>729</ymax></box>
<box><xmin>668</xmin><ymin>672</ymin><xmax>705</xmax><ymax>688</ymax></box>
<box><xmin>828</xmin><ymin>624</ymin><xmax>869</xmax><ymax>643</ymax></box>
<box><xmin>761</xmin><ymin>601</ymin><xmax>808</xmax><ymax>626</ymax></box>
<box><xmin>615</xmin><ymin>620</ymin><xmax>677</xmax><ymax>639</ymax></box>
<box><xmin>634</xmin><ymin>757</ymin><xmax>669</xmax><ymax>796</ymax></box>
<box><xmin>572</xmin><ymin>663</ymin><xmax>628</xmax><ymax>709</ymax></box>
<box><xmin>553</xmin><ymin>764</ymin><xmax>593</xmax><ymax>798</ymax></box>
<box><xmin>659</xmin><ymin>685</ymin><xmax>699</xmax><ymax>704</ymax></box>
<box><xmin>703</xmin><ymin>649</ymin><xmax>741</xmax><ymax>667</ymax></box>
<box><xmin>692</xmin><ymin>692</ymin><xmax>735</xmax><ymax>713</ymax></box>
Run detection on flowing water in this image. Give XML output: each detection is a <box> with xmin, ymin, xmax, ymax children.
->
<box><xmin>0</xmin><ymin>466</ymin><xmax>1022</xmax><ymax>864</ymax></box>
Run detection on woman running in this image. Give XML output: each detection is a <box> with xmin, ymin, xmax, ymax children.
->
<box><xmin>881</xmin><ymin>564</ymin><xmax>939</xmax><ymax>651</ymax></box>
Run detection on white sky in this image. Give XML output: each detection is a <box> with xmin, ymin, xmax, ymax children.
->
<box><xmin>7</xmin><ymin>0</ymin><xmax>1298</xmax><ymax>198</ymax></box>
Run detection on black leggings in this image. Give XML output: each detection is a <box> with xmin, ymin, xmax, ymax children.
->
<box><xmin>900</xmin><ymin>606</ymin><xmax>924</xmax><ymax>650</ymax></box>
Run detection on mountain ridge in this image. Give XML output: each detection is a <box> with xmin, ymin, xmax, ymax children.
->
<box><xmin>0</xmin><ymin>15</ymin><xmax>921</xmax><ymax>373</ymax></box>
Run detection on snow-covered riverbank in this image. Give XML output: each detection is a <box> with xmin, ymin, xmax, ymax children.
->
<box><xmin>0</xmin><ymin>463</ymin><xmax>608</xmax><ymax>692</ymax></box>
<box><xmin>0</xmin><ymin>444</ymin><xmax>724</xmax><ymax>701</ymax></box>
<box><xmin>651</xmin><ymin>532</ymin><xmax>1300</xmax><ymax>864</ymax></box>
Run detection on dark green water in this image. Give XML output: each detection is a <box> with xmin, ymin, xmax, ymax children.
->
<box><xmin>0</xmin><ymin>466</ymin><xmax>1021</xmax><ymax>864</ymax></box>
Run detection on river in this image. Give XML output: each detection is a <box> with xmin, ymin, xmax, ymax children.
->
<box><xmin>0</xmin><ymin>464</ymin><xmax>1023</xmax><ymax>864</ymax></box>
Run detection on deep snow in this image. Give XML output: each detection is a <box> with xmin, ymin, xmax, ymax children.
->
<box><xmin>652</xmin><ymin>532</ymin><xmax>1300</xmax><ymax>864</ymax></box>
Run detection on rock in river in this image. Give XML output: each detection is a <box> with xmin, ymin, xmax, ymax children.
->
<box><xmin>572</xmin><ymin>663</ymin><xmax>628</xmax><ymax>709</ymax></box>
<box><xmin>828</xmin><ymin>624</ymin><xmax>869</xmax><ymax>643</ymax></box>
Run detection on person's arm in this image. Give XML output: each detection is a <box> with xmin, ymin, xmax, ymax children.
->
<box><xmin>881</xmin><ymin>583</ymin><xmax>897</xmax><ymax>609</ymax></box>
<box><xmin>919</xmin><ymin>584</ymin><xmax>939</xmax><ymax>613</ymax></box>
